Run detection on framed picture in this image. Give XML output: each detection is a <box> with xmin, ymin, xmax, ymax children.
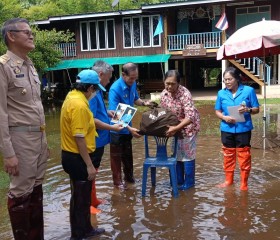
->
<box><xmin>111</xmin><ymin>103</ymin><xmax>137</xmax><ymax>127</ymax></box>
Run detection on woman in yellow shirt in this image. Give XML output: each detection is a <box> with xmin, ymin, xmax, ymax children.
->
<box><xmin>60</xmin><ymin>69</ymin><xmax>106</xmax><ymax>239</ymax></box>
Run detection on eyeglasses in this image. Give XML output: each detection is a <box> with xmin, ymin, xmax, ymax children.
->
<box><xmin>9</xmin><ymin>29</ymin><xmax>36</xmax><ymax>37</ymax></box>
<box><xmin>223</xmin><ymin>78</ymin><xmax>235</xmax><ymax>83</ymax></box>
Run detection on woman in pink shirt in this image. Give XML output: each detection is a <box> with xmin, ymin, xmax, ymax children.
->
<box><xmin>160</xmin><ymin>70</ymin><xmax>200</xmax><ymax>190</ymax></box>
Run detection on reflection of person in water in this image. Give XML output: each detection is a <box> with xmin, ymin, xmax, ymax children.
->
<box><xmin>120</xmin><ymin>109</ymin><xmax>133</xmax><ymax>125</ymax></box>
<box><xmin>218</xmin><ymin>188</ymin><xmax>250</xmax><ymax>238</ymax></box>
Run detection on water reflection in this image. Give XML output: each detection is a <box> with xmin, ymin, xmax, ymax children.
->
<box><xmin>0</xmin><ymin>105</ymin><xmax>280</xmax><ymax>239</ymax></box>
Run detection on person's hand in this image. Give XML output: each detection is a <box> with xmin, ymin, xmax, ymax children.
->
<box><xmin>223</xmin><ymin>115</ymin><xmax>236</xmax><ymax>124</ymax></box>
<box><xmin>107</xmin><ymin>110</ymin><xmax>115</xmax><ymax>118</ymax></box>
<box><xmin>111</xmin><ymin>123</ymin><xmax>124</xmax><ymax>132</ymax></box>
<box><xmin>144</xmin><ymin>100</ymin><xmax>158</xmax><ymax>108</ymax></box>
<box><xmin>4</xmin><ymin>155</ymin><xmax>19</xmax><ymax>176</ymax></box>
<box><xmin>238</xmin><ymin>105</ymin><xmax>250</xmax><ymax>114</ymax></box>
<box><xmin>129</xmin><ymin>127</ymin><xmax>142</xmax><ymax>138</ymax></box>
<box><xmin>87</xmin><ymin>164</ymin><xmax>96</xmax><ymax>181</ymax></box>
<box><xmin>165</xmin><ymin>125</ymin><xmax>177</xmax><ymax>137</ymax></box>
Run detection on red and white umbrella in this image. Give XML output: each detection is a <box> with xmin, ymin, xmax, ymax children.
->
<box><xmin>217</xmin><ymin>19</ymin><xmax>280</xmax><ymax>149</ymax></box>
<box><xmin>217</xmin><ymin>19</ymin><xmax>280</xmax><ymax>60</ymax></box>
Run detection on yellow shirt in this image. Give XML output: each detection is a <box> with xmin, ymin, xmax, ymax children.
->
<box><xmin>60</xmin><ymin>90</ymin><xmax>97</xmax><ymax>153</ymax></box>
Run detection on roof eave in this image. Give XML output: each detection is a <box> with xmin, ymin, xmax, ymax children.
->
<box><xmin>34</xmin><ymin>9</ymin><xmax>142</xmax><ymax>25</ymax></box>
<box><xmin>142</xmin><ymin>0</ymin><xmax>237</xmax><ymax>10</ymax></box>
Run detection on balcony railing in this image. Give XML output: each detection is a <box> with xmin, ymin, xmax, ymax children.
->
<box><xmin>56</xmin><ymin>42</ymin><xmax>77</xmax><ymax>57</ymax></box>
<box><xmin>168</xmin><ymin>31</ymin><xmax>222</xmax><ymax>51</ymax></box>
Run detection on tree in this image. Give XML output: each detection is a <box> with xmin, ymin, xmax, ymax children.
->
<box><xmin>21</xmin><ymin>2</ymin><xmax>66</xmax><ymax>21</ymax></box>
<box><xmin>28</xmin><ymin>28</ymin><xmax>74</xmax><ymax>73</ymax></box>
<box><xmin>0</xmin><ymin>26</ymin><xmax>74</xmax><ymax>74</ymax></box>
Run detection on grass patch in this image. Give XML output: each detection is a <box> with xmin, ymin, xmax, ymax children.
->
<box><xmin>0</xmin><ymin>171</ymin><xmax>9</xmax><ymax>189</ymax></box>
<box><xmin>258</xmin><ymin>98</ymin><xmax>280</xmax><ymax>104</ymax></box>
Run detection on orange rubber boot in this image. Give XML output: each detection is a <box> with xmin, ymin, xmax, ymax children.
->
<box><xmin>240</xmin><ymin>171</ymin><xmax>250</xmax><ymax>191</ymax></box>
<box><xmin>218</xmin><ymin>171</ymin><xmax>234</xmax><ymax>188</ymax></box>
<box><xmin>217</xmin><ymin>146</ymin><xmax>236</xmax><ymax>188</ymax></box>
<box><xmin>237</xmin><ymin>147</ymin><xmax>251</xmax><ymax>191</ymax></box>
<box><xmin>90</xmin><ymin>179</ymin><xmax>102</xmax><ymax>214</ymax></box>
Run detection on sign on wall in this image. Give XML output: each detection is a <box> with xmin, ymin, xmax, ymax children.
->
<box><xmin>183</xmin><ymin>44</ymin><xmax>206</xmax><ymax>56</ymax></box>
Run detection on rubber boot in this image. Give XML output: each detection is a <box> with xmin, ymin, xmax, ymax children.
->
<box><xmin>122</xmin><ymin>138</ymin><xmax>135</xmax><ymax>183</ymax></box>
<box><xmin>110</xmin><ymin>144</ymin><xmax>127</xmax><ymax>189</ymax></box>
<box><xmin>218</xmin><ymin>171</ymin><xmax>234</xmax><ymax>188</ymax></box>
<box><xmin>8</xmin><ymin>193</ymin><xmax>31</xmax><ymax>240</ymax></box>
<box><xmin>237</xmin><ymin>147</ymin><xmax>251</xmax><ymax>191</ymax></box>
<box><xmin>217</xmin><ymin>147</ymin><xmax>236</xmax><ymax>188</ymax></box>
<box><xmin>90</xmin><ymin>179</ymin><xmax>101</xmax><ymax>214</ymax></box>
<box><xmin>70</xmin><ymin>179</ymin><xmax>105</xmax><ymax>240</ymax></box>
<box><xmin>176</xmin><ymin>161</ymin><xmax>184</xmax><ymax>185</ymax></box>
<box><xmin>178</xmin><ymin>160</ymin><xmax>195</xmax><ymax>190</ymax></box>
<box><xmin>28</xmin><ymin>185</ymin><xmax>44</xmax><ymax>240</ymax></box>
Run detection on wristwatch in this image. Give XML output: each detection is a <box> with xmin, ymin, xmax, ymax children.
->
<box><xmin>249</xmin><ymin>108</ymin><xmax>252</xmax><ymax>113</ymax></box>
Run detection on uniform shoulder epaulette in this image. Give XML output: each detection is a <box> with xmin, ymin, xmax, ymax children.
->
<box><xmin>0</xmin><ymin>54</ymin><xmax>10</xmax><ymax>65</ymax></box>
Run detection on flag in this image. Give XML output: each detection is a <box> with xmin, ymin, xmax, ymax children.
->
<box><xmin>153</xmin><ymin>16</ymin><xmax>163</xmax><ymax>37</ymax></box>
<box><xmin>215</xmin><ymin>12</ymin><xmax>229</xmax><ymax>31</ymax></box>
<box><xmin>112</xmin><ymin>0</ymin><xmax>119</xmax><ymax>8</ymax></box>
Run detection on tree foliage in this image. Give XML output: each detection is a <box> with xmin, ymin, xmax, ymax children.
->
<box><xmin>0</xmin><ymin>0</ymin><xmax>162</xmax><ymax>72</ymax></box>
<box><xmin>29</xmin><ymin>28</ymin><xmax>74</xmax><ymax>72</ymax></box>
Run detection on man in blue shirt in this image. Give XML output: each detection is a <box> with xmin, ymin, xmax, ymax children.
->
<box><xmin>108</xmin><ymin>62</ymin><xmax>150</xmax><ymax>189</ymax></box>
<box><xmin>89</xmin><ymin>60</ymin><xmax>123</xmax><ymax>213</ymax></box>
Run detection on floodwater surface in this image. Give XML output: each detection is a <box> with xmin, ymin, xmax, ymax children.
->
<box><xmin>0</xmin><ymin>104</ymin><xmax>280</xmax><ymax>240</ymax></box>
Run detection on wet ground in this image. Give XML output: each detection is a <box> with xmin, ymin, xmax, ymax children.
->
<box><xmin>0</xmin><ymin>103</ymin><xmax>280</xmax><ymax>240</ymax></box>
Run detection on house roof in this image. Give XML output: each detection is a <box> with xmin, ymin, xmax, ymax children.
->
<box><xmin>34</xmin><ymin>9</ymin><xmax>142</xmax><ymax>25</ymax></box>
<box><xmin>142</xmin><ymin>0</ymin><xmax>240</xmax><ymax>9</ymax></box>
<box><xmin>34</xmin><ymin>0</ymin><xmax>246</xmax><ymax>25</ymax></box>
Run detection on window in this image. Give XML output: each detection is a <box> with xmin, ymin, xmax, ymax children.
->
<box><xmin>236</xmin><ymin>5</ymin><xmax>271</xmax><ymax>29</ymax></box>
<box><xmin>81</xmin><ymin>22</ymin><xmax>88</xmax><ymax>51</ymax></box>
<box><xmin>123</xmin><ymin>18</ymin><xmax>132</xmax><ymax>48</ymax></box>
<box><xmin>236</xmin><ymin>5</ymin><xmax>270</xmax><ymax>15</ymax></box>
<box><xmin>80</xmin><ymin>19</ymin><xmax>115</xmax><ymax>51</ymax></box>
<box><xmin>123</xmin><ymin>15</ymin><xmax>161</xmax><ymax>49</ymax></box>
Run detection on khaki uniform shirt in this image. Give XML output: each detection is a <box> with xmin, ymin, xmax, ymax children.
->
<box><xmin>0</xmin><ymin>50</ymin><xmax>45</xmax><ymax>158</ymax></box>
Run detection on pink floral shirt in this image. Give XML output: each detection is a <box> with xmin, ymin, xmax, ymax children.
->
<box><xmin>160</xmin><ymin>85</ymin><xmax>200</xmax><ymax>137</ymax></box>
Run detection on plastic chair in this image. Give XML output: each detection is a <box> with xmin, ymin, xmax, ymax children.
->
<box><xmin>142</xmin><ymin>135</ymin><xmax>179</xmax><ymax>198</ymax></box>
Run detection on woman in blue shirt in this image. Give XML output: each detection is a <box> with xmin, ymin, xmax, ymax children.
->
<box><xmin>215</xmin><ymin>67</ymin><xmax>260</xmax><ymax>191</ymax></box>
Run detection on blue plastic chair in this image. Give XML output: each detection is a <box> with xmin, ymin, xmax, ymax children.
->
<box><xmin>142</xmin><ymin>135</ymin><xmax>179</xmax><ymax>198</ymax></box>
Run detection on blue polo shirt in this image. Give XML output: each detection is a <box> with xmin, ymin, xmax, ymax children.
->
<box><xmin>108</xmin><ymin>77</ymin><xmax>139</xmax><ymax>134</ymax></box>
<box><xmin>89</xmin><ymin>91</ymin><xmax>110</xmax><ymax>148</ymax></box>
<box><xmin>215</xmin><ymin>84</ymin><xmax>260</xmax><ymax>133</ymax></box>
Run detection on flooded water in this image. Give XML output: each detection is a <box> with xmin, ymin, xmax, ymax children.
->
<box><xmin>0</xmin><ymin>104</ymin><xmax>280</xmax><ymax>240</ymax></box>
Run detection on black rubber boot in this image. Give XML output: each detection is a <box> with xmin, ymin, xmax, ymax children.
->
<box><xmin>8</xmin><ymin>193</ymin><xmax>31</xmax><ymax>240</ymax></box>
<box><xmin>70</xmin><ymin>179</ymin><xmax>105</xmax><ymax>239</ymax></box>
<box><xmin>28</xmin><ymin>184</ymin><xmax>44</xmax><ymax>239</ymax></box>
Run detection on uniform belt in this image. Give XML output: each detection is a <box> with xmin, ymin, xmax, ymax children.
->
<box><xmin>9</xmin><ymin>125</ymin><xmax>45</xmax><ymax>132</ymax></box>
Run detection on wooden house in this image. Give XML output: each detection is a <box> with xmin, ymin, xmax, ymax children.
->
<box><xmin>35</xmin><ymin>0</ymin><xmax>280</xmax><ymax>99</ymax></box>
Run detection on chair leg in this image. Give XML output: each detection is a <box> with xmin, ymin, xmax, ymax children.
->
<box><xmin>151</xmin><ymin>167</ymin><xmax>156</xmax><ymax>186</ymax></box>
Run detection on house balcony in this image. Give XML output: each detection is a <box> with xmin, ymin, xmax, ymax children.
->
<box><xmin>167</xmin><ymin>31</ymin><xmax>222</xmax><ymax>51</ymax></box>
<box><xmin>56</xmin><ymin>42</ymin><xmax>77</xmax><ymax>58</ymax></box>
<box><xmin>57</xmin><ymin>32</ymin><xmax>222</xmax><ymax>58</ymax></box>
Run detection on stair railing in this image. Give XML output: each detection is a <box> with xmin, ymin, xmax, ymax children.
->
<box><xmin>239</xmin><ymin>57</ymin><xmax>271</xmax><ymax>85</ymax></box>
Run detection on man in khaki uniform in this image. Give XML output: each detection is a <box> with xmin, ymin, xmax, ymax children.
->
<box><xmin>0</xmin><ymin>18</ymin><xmax>48</xmax><ymax>240</ymax></box>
